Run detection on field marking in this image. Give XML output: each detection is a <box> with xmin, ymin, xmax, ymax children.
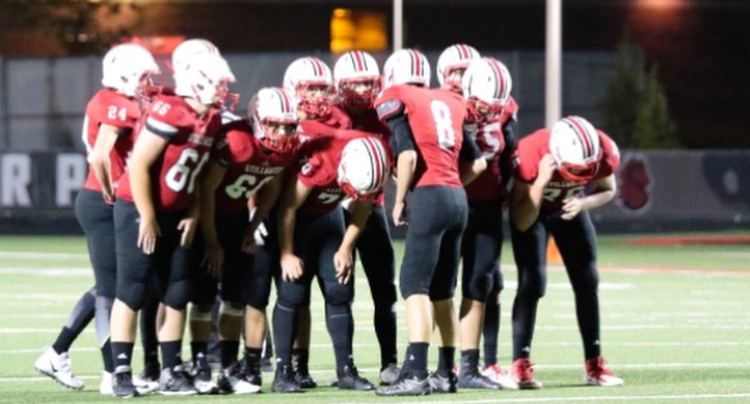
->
<box><xmin>0</xmin><ymin>251</ymin><xmax>87</xmax><ymax>259</ymax></box>
<box><xmin>0</xmin><ymin>268</ymin><xmax>91</xmax><ymax>276</ymax></box>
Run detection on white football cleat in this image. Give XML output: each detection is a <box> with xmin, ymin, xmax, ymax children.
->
<box><xmin>34</xmin><ymin>347</ymin><xmax>85</xmax><ymax>390</ymax></box>
<box><xmin>100</xmin><ymin>371</ymin><xmax>113</xmax><ymax>395</ymax></box>
<box><xmin>584</xmin><ymin>356</ymin><xmax>624</xmax><ymax>387</ymax></box>
<box><xmin>482</xmin><ymin>364</ymin><xmax>519</xmax><ymax>390</ymax></box>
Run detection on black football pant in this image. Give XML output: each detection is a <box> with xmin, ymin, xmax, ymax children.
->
<box><xmin>273</xmin><ymin>208</ymin><xmax>355</xmax><ymax>372</ymax></box>
<box><xmin>400</xmin><ymin>186</ymin><xmax>468</xmax><ymax>301</ymax></box>
<box><xmin>344</xmin><ymin>204</ymin><xmax>398</xmax><ymax>368</ymax></box>
<box><xmin>510</xmin><ymin>210</ymin><xmax>601</xmax><ymax>361</ymax></box>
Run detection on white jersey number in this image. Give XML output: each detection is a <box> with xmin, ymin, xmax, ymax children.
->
<box><xmin>224</xmin><ymin>174</ymin><xmax>274</xmax><ymax>200</ymax></box>
<box><xmin>165</xmin><ymin>148</ymin><xmax>209</xmax><ymax>193</ymax></box>
<box><xmin>430</xmin><ymin>100</ymin><xmax>456</xmax><ymax>149</ymax></box>
<box><xmin>543</xmin><ymin>186</ymin><xmax>585</xmax><ymax>202</ymax></box>
<box><xmin>317</xmin><ymin>192</ymin><xmax>340</xmax><ymax>205</ymax></box>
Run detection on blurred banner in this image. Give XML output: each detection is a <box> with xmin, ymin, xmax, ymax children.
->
<box><xmin>1</xmin><ymin>150</ymin><xmax>750</xmax><ymax>235</ymax></box>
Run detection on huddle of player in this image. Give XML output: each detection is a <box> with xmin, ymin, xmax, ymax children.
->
<box><xmin>33</xmin><ymin>39</ymin><xmax>624</xmax><ymax>398</ymax></box>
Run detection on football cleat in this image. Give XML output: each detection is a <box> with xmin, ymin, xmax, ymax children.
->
<box><xmin>375</xmin><ymin>372</ymin><xmax>431</xmax><ymax>396</ymax></box>
<box><xmin>272</xmin><ymin>364</ymin><xmax>302</xmax><ymax>393</ymax></box>
<box><xmin>100</xmin><ymin>371</ymin><xmax>113</xmax><ymax>396</ymax></box>
<box><xmin>458</xmin><ymin>367</ymin><xmax>501</xmax><ymax>390</ymax></box>
<box><xmin>34</xmin><ymin>347</ymin><xmax>85</xmax><ymax>390</ymax></box>
<box><xmin>585</xmin><ymin>356</ymin><xmax>624</xmax><ymax>387</ymax></box>
<box><xmin>380</xmin><ymin>363</ymin><xmax>401</xmax><ymax>386</ymax></box>
<box><xmin>428</xmin><ymin>370</ymin><xmax>458</xmax><ymax>393</ymax></box>
<box><xmin>112</xmin><ymin>368</ymin><xmax>139</xmax><ymax>398</ymax></box>
<box><xmin>192</xmin><ymin>356</ymin><xmax>218</xmax><ymax>394</ymax></box>
<box><xmin>158</xmin><ymin>365</ymin><xmax>199</xmax><ymax>396</ymax></box>
<box><xmin>336</xmin><ymin>365</ymin><xmax>375</xmax><ymax>391</ymax></box>
<box><xmin>482</xmin><ymin>364</ymin><xmax>519</xmax><ymax>390</ymax></box>
<box><xmin>510</xmin><ymin>358</ymin><xmax>543</xmax><ymax>389</ymax></box>
<box><xmin>133</xmin><ymin>361</ymin><xmax>161</xmax><ymax>395</ymax></box>
<box><xmin>217</xmin><ymin>362</ymin><xmax>261</xmax><ymax>394</ymax></box>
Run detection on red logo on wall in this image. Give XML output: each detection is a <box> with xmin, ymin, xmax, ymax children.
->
<box><xmin>616</xmin><ymin>153</ymin><xmax>653</xmax><ymax>214</ymax></box>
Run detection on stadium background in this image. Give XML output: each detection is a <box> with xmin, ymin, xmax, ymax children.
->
<box><xmin>1</xmin><ymin>1</ymin><xmax>750</xmax><ymax>403</ymax></box>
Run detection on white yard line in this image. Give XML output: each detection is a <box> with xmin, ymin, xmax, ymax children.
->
<box><xmin>0</xmin><ymin>252</ymin><xmax>87</xmax><ymax>259</ymax></box>
<box><xmin>310</xmin><ymin>393</ymin><xmax>750</xmax><ymax>403</ymax></box>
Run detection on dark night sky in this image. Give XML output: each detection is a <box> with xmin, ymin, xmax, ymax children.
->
<box><xmin>404</xmin><ymin>1</ymin><xmax>750</xmax><ymax>148</ymax></box>
<box><xmin>0</xmin><ymin>0</ymin><xmax>748</xmax><ymax>148</ymax></box>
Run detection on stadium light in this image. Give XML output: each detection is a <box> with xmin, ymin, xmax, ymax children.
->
<box><xmin>393</xmin><ymin>0</ymin><xmax>403</xmax><ymax>51</ymax></box>
<box><xmin>546</xmin><ymin>0</ymin><xmax>562</xmax><ymax>128</ymax></box>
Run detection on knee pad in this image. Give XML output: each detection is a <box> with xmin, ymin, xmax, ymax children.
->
<box><xmin>276</xmin><ymin>282</ymin><xmax>310</xmax><ymax>310</ymax></box>
<box><xmin>219</xmin><ymin>301</ymin><xmax>244</xmax><ymax>317</ymax></box>
<box><xmin>324</xmin><ymin>281</ymin><xmax>353</xmax><ymax>307</ymax></box>
<box><xmin>464</xmin><ymin>273</ymin><xmax>492</xmax><ymax>302</ymax></box>
<box><xmin>163</xmin><ymin>279</ymin><xmax>191</xmax><ymax>310</ymax></box>
<box><xmin>189</xmin><ymin>303</ymin><xmax>213</xmax><ymax>322</ymax></box>
<box><xmin>517</xmin><ymin>275</ymin><xmax>546</xmax><ymax>300</ymax></box>
<box><xmin>116</xmin><ymin>283</ymin><xmax>146</xmax><ymax>311</ymax></box>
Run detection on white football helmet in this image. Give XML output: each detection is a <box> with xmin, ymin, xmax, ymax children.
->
<box><xmin>382</xmin><ymin>49</ymin><xmax>431</xmax><ymax>89</ymax></box>
<box><xmin>248</xmin><ymin>87</ymin><xmax>300</xmax><ymax>153</ymax></box>
<box><xmin>171</xmin><ymin>38</ymin><xmax>220</xmax><ymax>72</ymax></box>
<box><xmin>461</xmin><ymin>57</ymin><xmax>513</xmax><ymax>122</ymax></box>
<box><xmin>333</xmin><ymin>50</ymin><xmax>381</xmax><ymax>109</ymax></box>
<box><xmin>437</xmin><ymin>44</ymin><xmax>481</xmax><ymax>92</ymax></box>
<box><xmin>174</xmin><ymin>53</ymin><xmax>237</xmax><ymax>108</ymax></box>
<box><xmin>101</xmin><ymin>44</ymin><xmax>160</xmax><ymax>98</ymax></box>
<box><xmin>338</xmin><ymin>136</ymin><xmax>390</xmax><ymax>201</ymax></box>
<box><xmin>549</xmin><ymin>116</ymin><xmax>602</xmax><ymax>183</ymax></box>
<box><xmin>283</xmin><ymin>57</ymin><xmax>335</xmax><ymax>118</ymax></box>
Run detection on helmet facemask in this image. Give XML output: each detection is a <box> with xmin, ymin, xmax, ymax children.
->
<box><xmin>466</xmin><ymin>97</ymin><xmax>505</xmax><ymax>124</ymax></box>
<box><xmin>255</xmin><ymin>118</ymin><xmax>298</xmax><ymax>153</ymax></box>
<box><xmin>339</xmin><ymin>77</ymin><xmax>381</xmax><ymax>110</ymax></box>
<box><xmin>442</xmin><ymin>65</ymin><xmax>469</xmax><ymax>93</ymax></box>
<box><xmin>294</xmin><ymin>82</ymin><xmax>334</xmax><ymax>119</ymax></box>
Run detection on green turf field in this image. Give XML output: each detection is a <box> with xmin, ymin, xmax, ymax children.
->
<box><xmin>0</xmin><ymin>234</ymin><xmax>749</xmax><ymax>403</ymax></box>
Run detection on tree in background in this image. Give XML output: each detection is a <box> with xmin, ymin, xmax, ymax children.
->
<box><xmin>605</xmin><ymin>37</ymin><xmax>679</xmax><ymax>149</ymax></box>
<box><xmin>632</xmin><ymin>66</ymin><xmax>678</xmax><ymax>148</ymax></box>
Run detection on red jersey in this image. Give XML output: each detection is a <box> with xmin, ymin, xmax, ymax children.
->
<box><xmin>117</xmin><ymin>95</ymin><xmax>223</xmax><ymax>212</ymax></box>
<box><xmin>514</xmin><ymin>128</ymin><xmax>620</xmax><ymax>211</ymax></box>
<box><xmin>375</xmin><ymin>85</ymin><xmax>467</xmax><ymax>188</ymax></box>
<box><xmin>464</xmin><ymin>97</ymin><xmax>519</xmax><ymax>203</ymax></box>
<box><xmin>342</xmin><ymin>105</ymin><xmax>393</xmax><ymax>206</ymax></box>
<box><xmin>81</xmin><ymin>89</ymin><xmax>141</xmax><ymax>192</ymax></box>
<box><xmin>296</xmin><ymin>130</ymin><xmax>389</xmax><ymax>216</ymax></box>
<box><xmin>214</xmin><ymin>120</ymin><xmax>299</xmax><ymax>212</ymax></box>
<box><xmin>298</xmin><ymin>104</ymin><xmax>352</xmax><ymax>144</ymax></box>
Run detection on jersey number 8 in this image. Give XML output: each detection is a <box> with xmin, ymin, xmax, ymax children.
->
<box><xmin>430</xmin><ymin>100</ymin><xmax>455</xmax><ymax>150</ymax></box>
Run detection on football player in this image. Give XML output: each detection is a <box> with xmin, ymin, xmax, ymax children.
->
<box><xmin>34</xmin><ymin>44</ymin><xmax>159</xmax><ymax>395</ymax></box>
<box><xmin>196</xmin><ymin>87</ymin><xmax>301</xmax><ymax>394</ymax></box>
<box><xmin>509</xmin><ymin>116</ymin><xmax>624</xmax><ymax>389</ymax></box>
<box><xmin>109</xmin><ymin>52</ymin><xmax>235</xmax><ymax>397</ymax></box>
<box><xmin>332</xmin><ymin>50</ymin><xmax>400</xmax><ymax>385</ymax></box>
<box><xmin>374</xmin><ymin>49</ymin><xmax>486</xmax><ymax>396</ymax></box>
<box><xmin>457</xmin><ymin>57</ymin><xmax>519</xmax><ymax>390</ymax></box>
<box><xmin>271</xmin><ymin>133</ymin><xmax>389</xmax><ymax>393</ymax></box>
<box><xmin>270</xmin><ymin>56</ymin><xmax>349</xmax><ymax>389</ymax></box>
<box><xmin>437</xmin><ymin>44</ymin><xmax>481</xmax><ymax>93</ymax></box>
